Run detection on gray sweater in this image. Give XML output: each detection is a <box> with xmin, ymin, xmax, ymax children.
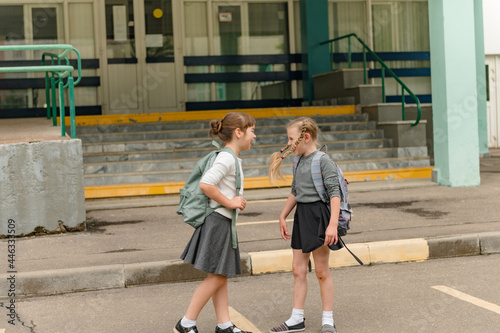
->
<box><xmin>291</xmin><ymin>151</ymin><xmax>341</xmax><ymax>203</ymax></box>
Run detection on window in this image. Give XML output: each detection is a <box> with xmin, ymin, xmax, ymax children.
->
<box><xmin>105</xmin><ymin>0</ymin><xmax>135</xmax><ymax>58</ymax></box>
<box><xmin>145</xmin><ymin>0</ymin><xmax>174</xmax><ymax>58</ymax></box>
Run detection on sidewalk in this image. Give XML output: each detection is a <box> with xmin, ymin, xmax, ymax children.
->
<box><xmin>1</xmin><ymin>150</ymin><xmax>500</xmax><ymax>297</ymax></box>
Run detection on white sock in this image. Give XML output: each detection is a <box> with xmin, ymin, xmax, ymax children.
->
<box><xmin>285</xmin><ymin>308</ymin><xmax>304</xmax><ymax>326</ymax></box>
<box><xmin>218</xmin><ymin>321</ymin><xmax>241</xmax><ymax>332</ymax></box>
<box><xmin>322</xmin><ymin>311</ymin><xmax>334</xmax><ymax>326</ymax></box>
<box><xmin>181</xmin><ymin>316</ymin><xmax>197</xmax><ymax>328</ymax></box>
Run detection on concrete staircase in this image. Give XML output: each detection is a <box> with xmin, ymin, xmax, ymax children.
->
<box><xmin>78</xmin><ymin>110</ymin><xmax>431</xmax><ymax>190</ymax></box>
<box><xmin>313</xmin><ymin>69</ymin><xmax>383</xmax><ymax>106</ymax></box>
<box><xmin>312</xmin><ymin>68</ymin><xmax>433</xmax><ymax>157</ymax></box>
<box><xmin>77</xmin><ymin>68</ymin><xmax>432</xmax><ymax>197</ymax></box>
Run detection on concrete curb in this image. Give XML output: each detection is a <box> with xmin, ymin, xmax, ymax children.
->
<box><xmin>2</xmin><ymin>232</ymin><xmax>499</xmax><ymax>297</ymax></box>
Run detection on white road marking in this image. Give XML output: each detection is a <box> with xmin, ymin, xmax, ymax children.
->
<box><xmin>237</xmin><ymin>219</ymin><xmax>292</xmax><ymax>226</ymax></box>
<box><xmin>432</xmin><ymin>285</ymin><xmax>500</xmax><ymax>315</ymax></box>
<box><xmin>229</xmin><ymin>306</ymin><xmax>262</xmax><ymax>333</ymax></box>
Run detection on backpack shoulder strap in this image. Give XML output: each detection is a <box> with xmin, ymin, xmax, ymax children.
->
<box><xmin>336</xmin><ymin>164</ymin><xmax>348</xmax><ymax>203</ymax></box>
<box><xmin>311</xmin><ymin>151</ymin><xmax>330</xmax><ymax>203</ymax></box>
<box><xmin>219</xmin><ymin>146</ymin><xmax>241</xmax><ymax>249</ymax></box>
<box><xmin>220</xmin><ymin>147</ymin><xmax>241</xmax><ymax>196</ymax></box>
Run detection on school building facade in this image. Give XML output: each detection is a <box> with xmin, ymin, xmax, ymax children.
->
<box><xmin>0</xmin><ymin>0</ymin><xmax>492</xmax><ymax>187</ymax></box>
<box><xmin>0</xmin><ymin>0</ymin><xmax>435</xmax><ymax>113</ymax></box>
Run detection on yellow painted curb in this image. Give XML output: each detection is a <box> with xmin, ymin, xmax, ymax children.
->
<box><xmin>344</xmin><ymin>166</ymin><xmax>434</xmax><ymax>182</ymax></box>
<box><xmin>248</xmin><ymin>249</ymin><xmax>293</xmax><ymax>275</ymax></box>
<box><xmin>84</xmin><ymin>182</ymin><xmax>184</xmax><ymax>199</ymax></box>
<box><xmin>68</xmin><ymin>105</ymin><xmax>355</xmax><ymax>126</ymax></box>
<box><xmin>84</xmin><ymin>167</ymin><xmax>433</xmax><ymax>199</ymax></box>
<box><xmin>367</xmin><ymin>238</ymin><xmax>429</xmax><ymax>263</ymax></box>
<box><xmin>329</xmin><ymin>243</ymin><xmax>370</xmax><ymax>268</ymax></box>
<box><xmin>248</xmin><ymin>238</ymin><xmax>430</xmax><ymax>275</ymax></box>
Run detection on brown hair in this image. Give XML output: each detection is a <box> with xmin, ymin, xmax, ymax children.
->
<box><xmin>268</xmin><ymin>117</ymin><xmax>319</xmax><ymax>184</ymax></box>
<box><xmin>209</xmin><ymin>112</ymin><xmax>256</xmax><ymax>143</ymax></box>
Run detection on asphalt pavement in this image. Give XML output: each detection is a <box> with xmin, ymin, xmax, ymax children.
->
<box><xmin>1</xmin><ymin>150</ymin><xmax>500</xmax><ymax>297</ymax></box>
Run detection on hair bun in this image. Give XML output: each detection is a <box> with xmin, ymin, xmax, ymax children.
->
<box><xmin>209</xmin><ymin>119</ymin><xmax>221</xmax><ymax>137</ymax></box>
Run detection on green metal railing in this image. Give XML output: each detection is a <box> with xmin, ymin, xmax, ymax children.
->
<box><xmin>0</xmin><ymin>44</ymin><xmax>82</xmax><ymax>138</ymax></box>
<box><xmin>320</xmin><ymin>33</ymin><xmax>421</xmax><ymax>126</ymax></box>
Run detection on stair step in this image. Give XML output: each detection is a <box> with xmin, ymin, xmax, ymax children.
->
<box><xmin>81</xmin><ymin>129</ymin><xmax>385</xmax><ymax>154</ymax></box>
<box><xmin>77</xmin><ymin>120</ymin><xmax>377</xmax><ymax>143</ymax></box>
<box><xmin>83</xmin><ymin>156</ymin><xmax>431</xmax><ymax>186</ymax></box>
<box><xmin>83</xmin><ymin>146</ymin><xmax>397</xmax><ymax>164</ymax></box>
<box><xmin>83</xmin><ymin>148</ymin><xmax>402</xmax><ymax>174</ymax></box>
<box><xmin>82</xmin><ymin>132</ymin><xmax>386</xmax><ymax>154</ymax></box>
<box><xmin>75</xmin><ymin>113</ymin><xmax>370</xmax><ymax>135</ymax></box>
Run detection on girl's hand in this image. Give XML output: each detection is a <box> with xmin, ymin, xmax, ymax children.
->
<box><xmin>228</xmin><ymin>196</ymin><xmax>247</xmax><ymax>211</ymax></box>
<box><xmin>324</xmin><ymin>223</ymin><xmax>338</xmax><ymax>246</ymax></box>
<box><xmin>280</xmin><ymin>217</ymin><xmax>291</xmax><ymax>241</ymax></box>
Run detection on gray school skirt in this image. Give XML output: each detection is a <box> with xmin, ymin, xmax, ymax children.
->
<box><xmin>291</xmin><ymin>201</ymin><xmax>344</xmax><ymax>253</ymax></box>
<box><xmin>181</xmin><ymin>212</ymin><xmax>242</xmax><ymax>278</ymax></box>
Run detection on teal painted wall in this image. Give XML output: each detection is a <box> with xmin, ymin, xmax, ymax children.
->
<box><xmin>300</xmin><ymin>0</ymin><xmax>330</xmax><ymax>104</ymax></box>
<box><xmin>429</xmin><ymin>0</ymin><xmax>481</xmax><ymax>186</ymax></box>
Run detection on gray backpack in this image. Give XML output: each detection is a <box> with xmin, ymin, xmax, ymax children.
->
<box><xmin>176</xmin><ymin>141</ymin><xmax>240</xmax><ymax>249</ymax></box>
<box><xmin>293</xmin><ymin>150</ymin><xmax>352</xmax><ymax>236</ymax></box>
<box><xmin>293</xmin><ymin>148</ymin><xmax>363</xmax><ymax>265</ymax></box>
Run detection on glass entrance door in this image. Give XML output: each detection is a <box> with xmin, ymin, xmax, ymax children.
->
<box><xmin>143</xmin><ymin>0</ymin><xmax>179</xmax><ymax>111</ymax></box>
<box><xmin>212</xmin><ymin>2</ymin><xmax>290</xmax><ymax>102</ymax></box>
<box><xmin>103</xmin><ymin>0</ymin><xmax>180</xmax><ymax>114</ymax></box>
<box><xmin>104</xmin><ymin>0</ymin><xmax>140</xmax><ymax>113</ymax></box>
<box><xmin>215</xmin><ymin>4</ymin><xmax>242</xmax><ymax>101</ymax></box>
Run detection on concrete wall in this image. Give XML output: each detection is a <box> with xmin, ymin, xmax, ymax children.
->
<box><xmin>0</xmin><ymin>140</ymin><xmax>86</xmax><ymax>235</ymax></box>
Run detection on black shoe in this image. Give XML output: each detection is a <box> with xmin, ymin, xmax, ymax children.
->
<box><xmin>174</xmin><ymin>319</ymin><xmax>198</xmax><ymax>333</ymax></box>
<box><xmin>215</xmin><ymin>325</ymin><xmax>252</xmax><ymax>333</ymax></box>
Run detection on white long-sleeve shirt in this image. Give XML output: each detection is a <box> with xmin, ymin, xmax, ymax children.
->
<box><xmin>200</xmin><ymin>151</ymin><xmax>244</xmax><ymax>219</ymax></box>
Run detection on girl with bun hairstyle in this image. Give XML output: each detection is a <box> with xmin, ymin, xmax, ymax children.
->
<box><xmin>174</xmin><ymin>112</ymin><xmax>256</xmax><ymax>333</ymax></box>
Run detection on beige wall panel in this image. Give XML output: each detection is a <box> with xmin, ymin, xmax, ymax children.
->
<box><xmin>146</xmin><ymin>63</ymin><xmax>177</xmax><ymax>109</ymax></box>
<box><xmin>107</xmin><ymin>64</ymin><xmax>139</xmax><ymax>111</ymax></box>
<box><xmin>68</xmin><ymin>3</ymin><xmax>95</xmax><ymax>58</ymax></box>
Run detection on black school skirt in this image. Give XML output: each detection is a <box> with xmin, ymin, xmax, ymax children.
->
<box><xmin>291</xmin><ymin>201</ymin><xmax>344</xmax><ymax>253</ymax></box>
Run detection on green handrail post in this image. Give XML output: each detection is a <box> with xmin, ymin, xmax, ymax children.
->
<box><xmin>0</xmin><ymin>44</ymin><xmax>82</xmax><ymax>137</ymax></box>
<box><xmin>68</xmin><ymin>76</ymin><xmax>76</xmax><ymax>138</ymax></box>
<box><xmin>381</xmin><ymin>67</ymin><xmax>386</xmax><ymax>103</ymax></box>
<box><xmin>59</xmin><ymin>79</ymin><xmax>65</xmax><ymax>137</ymax></box>
<box><xmin>348</xmin><ymin>36</ymin><xmax>352</xmax><ymax>68</ymax></box>
<box><xmin>45</xmin><ymin>72</ymin><xmax>50</xmax><ymax>119</ymax></box>
<box><xmin>363</xmin><ymin>47</ymin><xmax>367</xmax><ymax>84</ymax></box>
<box><xmin>402</xmin><ymin>89</ymin><xmax>406</xmax><ymax>121</ymax></box>
<box><xmin>320</xmin><ymin>33</ymin><xmax>421</xmax><ymax>126</ymax></box>
<box><xmin>51</xmin><ymin>76</ymin><xmax>57</xmax><ymax>126</ymax></box>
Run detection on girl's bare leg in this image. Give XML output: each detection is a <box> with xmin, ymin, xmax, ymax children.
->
<box><xmin>292</xmin><ymin>249</ymin><xmax>311</xmax><ymax>309</ymax></box>
<box><xmin>185</xmin><ymin>273</ymin><xmax>228</xmax><ymax>320</ymax></box>
<box><xmin>212</xmin><ymin>278</ymin><xmax>230</xmax><ymax>324</ymax></box>
<box><xmin>312</xmin><ymin>246</ymin><xmax>334</xmax><ymax>311</ymax></box>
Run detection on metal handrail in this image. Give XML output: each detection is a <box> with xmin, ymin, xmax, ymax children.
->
<box><xmin>320</xmin><ymin>33</ymin><xmax>421</xmax><ymax>126</ymax></box>
<box><xmin>0</xmin><ymin>44</ymin><xmax>82</xmax><ymax>138</ymax></box>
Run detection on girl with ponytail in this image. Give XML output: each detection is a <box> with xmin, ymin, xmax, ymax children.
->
<box><xmin>268</xmin><ymin>117</ymin><xmax>342</xmax><ymax>333</ymax></box>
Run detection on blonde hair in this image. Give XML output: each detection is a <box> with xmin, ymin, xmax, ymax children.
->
<box><xmin>268</xmin><ymin>117</ymin><xmax>319</xmax><ymax>184</ymax></box>
<box><xmin>209</xmin><ymin>112</ymin><xmax>256</xmax><ymax>143</ymax></box>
